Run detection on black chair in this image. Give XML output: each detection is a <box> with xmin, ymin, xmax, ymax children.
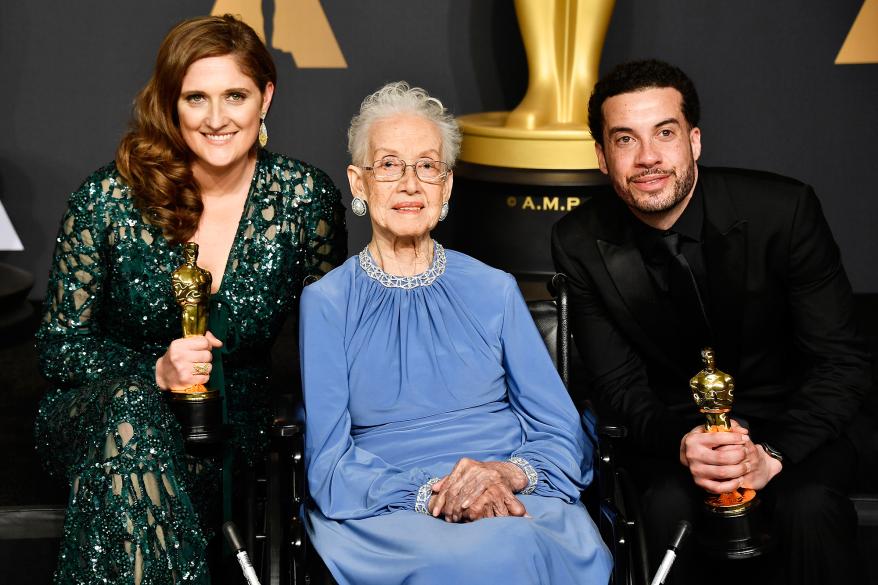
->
<box><xmin>253</xmin><ymin>274</ymin><xmax>643</xmax><ymax>585</ymax></box>
<box><xmin>248</xmin><ymin>397</ymin><xmax>308</xmax><ymax>585</ymax></box>
<box><xmin>527</xmin><ymin>273</ymin><xmax>647</xmax><ymax>585</ymax></box>
<box><xmin>0</xmin><ymin>505</ymin><xmax>65</xmax><ymax>584</ymax></box>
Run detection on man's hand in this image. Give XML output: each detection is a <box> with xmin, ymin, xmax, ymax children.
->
<box><xmin>743</xmin><ymin>445</ymin><xmax>783</xmax><ymax>491</ymax></box>
<box><xmin>428</xmin><ymin>458</ymin><xmax>528</xmax><ymax>522</ymax></box>
<box><xmin>679</xmin><ymin>420</ymin><xmax>781</xmax><ymax>493</ymax></box>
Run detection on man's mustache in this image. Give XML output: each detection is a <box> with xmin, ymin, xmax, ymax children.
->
<box><xmin>628</xmin><ymin>168</ymin><xmax>675</xmax><ymax>183</ymax></box>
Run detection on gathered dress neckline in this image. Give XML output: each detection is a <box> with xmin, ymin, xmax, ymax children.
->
<box><xmin>358</xmin><ymin>241</ymin><xmax>446</xmax><ymax>289</ymax></box>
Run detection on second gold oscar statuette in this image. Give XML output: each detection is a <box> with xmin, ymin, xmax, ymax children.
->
<box><xmin>689</xmin><ymin>348</ymin><xmax>757</xmax><ymax>513</ymax></box>
<box><xmin>689</xmin><ymin>348</ymin><xmax>769</xmax><ymax>558</ymax></box>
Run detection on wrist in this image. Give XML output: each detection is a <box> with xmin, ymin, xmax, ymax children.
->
<box><xmin>507</xmin><ymin>457</ymin><xmax>538</xmax><ymax>494</ymax></box>
<box><xmin>155</xmin><ymin>358</ymin><xmax>168</xmax><ymax>390</ymax></box>
<box><xmin>501</xmin><ymin>462</ymin><xmax>528</xmax><ymax>492</ymax></box>
<box><xmin>759</xmin><ymin>444</ymin><xmax>783</xmax><ymax>478</ymax></box>
<box><xmin>415</xmin><ymin>477</ymin><xmax>440</xmax><ymax>515</ymax></box>
<box><xmin>768</xmin><ymin>455</ymin><xmax>783</xmax><ymax>477</ymax></box>
<box><xmin>759</xmin><ymin>442</ymin><xmax>784</xmax><ymax>464</ymax></box>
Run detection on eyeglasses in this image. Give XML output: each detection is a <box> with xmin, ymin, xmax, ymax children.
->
<box><xmin>363</xmin><ymin>156</ymin><xmax>449</xmax><ymax>184</ymax></box>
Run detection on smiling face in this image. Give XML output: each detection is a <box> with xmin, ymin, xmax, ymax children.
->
<box><xmin>347</xmin><ymin>114</ymin><xmax>452</xmax><ymax>243</ymax></box>
<box><xmin>177</xmin><ymin>54</ymin><xmax>274</xmax><ymax>177</ymax></box>
<box><xmin>595</xmin><ymin>87</ymin><xmax>701</xmax><ymax>227</ymax></box>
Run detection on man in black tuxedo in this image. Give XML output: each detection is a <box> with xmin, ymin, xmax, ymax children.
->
<box><xmin>552</xmin><ymin>60</ymin><xmax>871</xmax><ymax>584</ymax></box>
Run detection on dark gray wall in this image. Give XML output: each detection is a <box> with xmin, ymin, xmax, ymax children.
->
<box><xmin>1</xmin><ymin>0</ymin><xmax>876</xmax><ymax>297</ymax></box>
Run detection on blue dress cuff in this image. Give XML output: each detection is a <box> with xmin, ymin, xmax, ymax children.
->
<box><xmin>508</xmin><ymin>456</ymin><xmax>538</xmax><ymax>495</ymax></box>
<box><xmin>415</xmin><ymin>477</ymin><xmax>441</xmax><ymax>515</ymax></box>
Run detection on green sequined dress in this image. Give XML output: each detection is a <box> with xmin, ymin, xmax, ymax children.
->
<box><xmin>33</xmin><ymin>151</ymin><xmax>347</xmax><ymax>585</ymax></box>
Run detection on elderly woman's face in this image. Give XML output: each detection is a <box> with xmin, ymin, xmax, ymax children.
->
<box><xmin>177</xmin><ymin>55</ymin><xmax>273</xmax><ymax>174</ymax></box>
<box><xmin>355</xmin><ymin>114</ymin><xmax>452</xmax><ymax>241</ymax></box>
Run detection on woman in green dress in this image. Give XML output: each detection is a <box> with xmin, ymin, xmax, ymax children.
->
<box><xmin>33</xmin><ymin>15</ymin><xmax>346</xmax><ymax>584</ymax></box>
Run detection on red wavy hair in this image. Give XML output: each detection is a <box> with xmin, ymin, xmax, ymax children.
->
<box><xmin>116</xmin><ymin>14</ymin><xmax>276</xmax><ymax>243</ymax></box>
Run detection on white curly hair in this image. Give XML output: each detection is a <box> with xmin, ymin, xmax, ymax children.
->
<box><xmin>347</xmin><ymin>81</ymin><xmax>462</xmax><ymax>167</ymax></box>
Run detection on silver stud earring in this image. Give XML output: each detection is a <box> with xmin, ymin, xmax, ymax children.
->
<box><xmin>438</xmin><ymin>201</ymin><xmax>449</xmax><ymax>221</ymax></box>
<box><xmin>351</xmin><ymin>197</ymin><xmax>367</xmax><ymax>217</ymax></box>
<box><xmin>258</xmin><ymin>112</ymin><xmax>268</xmax><ymax>148</ymax></box>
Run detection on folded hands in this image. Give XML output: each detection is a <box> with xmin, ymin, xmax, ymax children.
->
<box><xmin>428</xmin><ymin>458</ymin><xmax>530</xmax><ymax>522</ymax></box>
<box><xmin>679</xmin><ymin>419</ymin><xmax>782</xmax><ymax>494</ymax></box>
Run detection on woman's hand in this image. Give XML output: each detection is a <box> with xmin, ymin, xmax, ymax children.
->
<box><xmin>449</xmin><ymin>482</ymin><xmax>527</xmax><ymax>522</ymax></box>
<box><xmin>155</xmin><ymin>331</ymin><xmax>223</xmax><ymax>390</ymax></box>
<box><xmin>428</xmin><ymin>458</ymin><xmax>529</xmax><ymax>522</ymax></box>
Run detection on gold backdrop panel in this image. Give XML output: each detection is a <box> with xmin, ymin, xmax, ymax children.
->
<box><xmin>210</xmin><ymin>0</ymin><xmax>347</xmax><ymax>68</ymax></box>
<box><xmin>836</xmin><ymin>0</ymin><xmax>878</xmax><ymax>65</ymax></box>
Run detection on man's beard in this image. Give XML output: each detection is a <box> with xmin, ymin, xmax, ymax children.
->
<box><xmin>622</xmin><ymin>161</ymin><xmax>696</xmax><ymax>215</ymax></box>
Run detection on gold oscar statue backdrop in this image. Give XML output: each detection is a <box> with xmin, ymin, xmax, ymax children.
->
<box><xmin>836</xmin><ymin>0</ymin><xmax>878</xmax><ymax>64</ymax></box>
<box><xmin>457</xmin><ymin>0</ymin><xmax>614</xmax><ymax>170</ymax></box>
<box><xmin>435</xmin><ymin>0</ymin><xmax>615</xmax><ymax>286</ymax></box>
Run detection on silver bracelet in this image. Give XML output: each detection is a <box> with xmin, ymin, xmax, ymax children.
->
<box><xmin>508</xmin><ymin>456</ymin><xmax>538</xmax><ymax>495</ymax></box>
<box><xmin>415</xmin><ymin>477</ymin><xmax>441</xmax><ymax>515</ymax></box>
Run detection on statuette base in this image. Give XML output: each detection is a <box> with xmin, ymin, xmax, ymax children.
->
<box><xmin>700</xmin><ymin>496</ymin><xmax>771</xmax><ymax>559</ymax></box>
<box><xmin>457</xmin><ymin>112</ymin><xmax>599</xmax><ymax>170</ymax></box>
<box><xmin>705</xmin><ymin>487</ymin><xmax>757</xmax><ymax>515</ymax></box>
<box><xmin>165</xmin><ymin>390</ymin><xmax>224</xmax><ymax>444</ymax></box>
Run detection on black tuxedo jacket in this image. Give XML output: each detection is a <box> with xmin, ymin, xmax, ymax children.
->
<box><xmin>552</xmin><ymin>166</ymin><xmax>871</xmax><ymax>463</ymax></box>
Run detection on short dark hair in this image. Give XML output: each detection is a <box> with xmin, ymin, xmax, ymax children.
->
<box><xmin>588</xmin><ymin>59</ymin><xmax>700</xmax><ymax>146</ymax></box>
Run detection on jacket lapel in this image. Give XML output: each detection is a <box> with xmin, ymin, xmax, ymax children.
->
<box><xmin>702</xmin><ymin>172</ymin><xmax>747</xmax><ymax>375</ymax></box>
<box><xmin>592</xmin><ymin>196</ymin><xmax>693</xmax><ymax>378</ymax></box>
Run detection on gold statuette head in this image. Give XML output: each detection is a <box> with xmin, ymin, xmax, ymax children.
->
<box><xmin>690</xmin><ymin>347</ymin><xmax>735</xmax><ymax>431</ymax></box>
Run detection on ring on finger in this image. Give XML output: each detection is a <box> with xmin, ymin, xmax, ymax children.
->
<box><xmin>192</xmin><ymin>362</ymin><xmax>211</xmax><ymax>376</ymax></box>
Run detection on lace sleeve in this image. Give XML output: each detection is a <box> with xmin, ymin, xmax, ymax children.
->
<box><xmin>36</xmin><ymin>173</ymin><xmax>158</xmax><ymax>388</ymax></box>
<box><xmin>300</xmin><ymin>166</ymin><xmax>347</xmax><ymax>280</ymax></box>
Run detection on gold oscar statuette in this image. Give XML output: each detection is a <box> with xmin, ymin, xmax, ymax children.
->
<box><xmin>689</xmin><ymin>348</ymin><xmax>770</xmax><ymax>558</ymax></box>
<box><xmin>690</xmin><ymin>347</ymin><xmax>756</xmax><ymax>513</ymax></box>
<box><xmin>170</xmin><ymin>242</ymin><xmax>217</xmax><ymax>400</ymax></box>
<box><xmin>457</xmin><ymin>0</ymin><xmax>615</xmax><ymax>169</ymax></box>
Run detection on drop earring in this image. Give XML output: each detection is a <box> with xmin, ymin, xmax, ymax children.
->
<box><xmin>258</xmin><ymin>112</ymin><xmax>268</xmax><ymax>148</ymax></box>
<box><xmin>438</xmin><ymin>201</ymin><xmax>449</xmax><ymax>221</ymax></box>
<box><xmin>351</xmin><ymin>197</ymin><xmax>367</xmax><ymax>217</ymax></box>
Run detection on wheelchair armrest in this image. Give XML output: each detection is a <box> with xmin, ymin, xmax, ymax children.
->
<box><xmin>270</xmin><ymin>419</ymin><xmax>302</xmax><ymax>439</ymax></box>
<box><xmin>0</xmin><ymin>505</ymin><xmax>65</xmax><ymax>540</ymax></box>
<box><xmin>597</xmin><ymin>422</ymin><xmax>627</xmax><ymax>440</ymax></box>
<box><xmin>851</xmin><ymin>493</ymin><xmax>878</xmax><ymax>527</ymax></box>
<box><xmin>270</xmin><ymin>392</ymin><xmax>303</xmax><ymax>439</ymax></box>
<box><xmin>584</xmin><ymin>400</ymin><xmax>628</xmax><ymax>440</ymax></box>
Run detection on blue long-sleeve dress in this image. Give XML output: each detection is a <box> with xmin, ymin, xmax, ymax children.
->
<box><xmin>300</xmin><ymin>243</ymin><xmax>612</xmax><ymax>585</ymax></box>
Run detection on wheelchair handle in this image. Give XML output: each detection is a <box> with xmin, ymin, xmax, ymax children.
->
<box><xmin>223</xmin><ymin>521</ymin><xmax>262</xmax><ymax>585</ymax></box>
<box><xmin>650</xmin><ymin>520</ymin><xmax>692</xmax><ymax>585</ymax></box>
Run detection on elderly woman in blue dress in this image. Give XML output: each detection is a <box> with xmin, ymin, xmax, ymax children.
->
<box><xmin>299</xmin><ymin>82</ymin><xmax>612</xmax><ymax>584</ymax></box>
